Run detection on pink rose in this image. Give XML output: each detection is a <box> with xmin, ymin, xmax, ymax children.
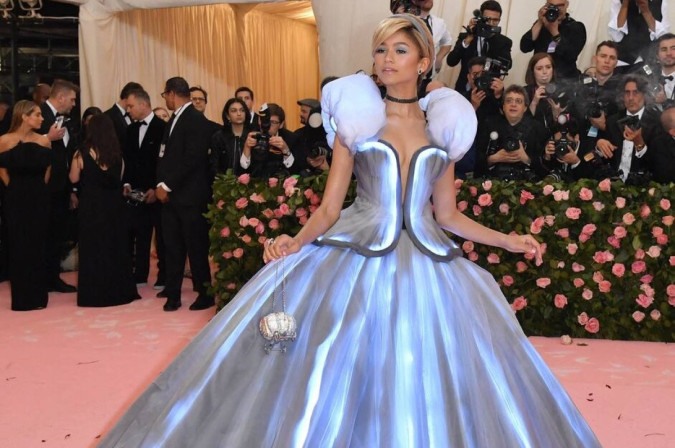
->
<box><xmin>227</xmin><ymin>282</ymin><xmax>236</xmax><ymax>290</ymax></box>
<box><xmin>303</xmin><ymin>188</ymin><xmax>314</xmax><ymax>199</ymax></box>
<box><xmin>520</xmin><ymin>190</ymin><xmax>535</xmax><ymax>205</ymax></box>
<box><xmin>650</xmin><ymin>310</ymin><xmax>661</xmax><ymax>321</ymax></box>
<box><xmin>636</xmin><ymin>294</ymin><xmax>654</xmax><ymax>308</ymax></box>
<box><xmin>615</xmin><ymin>197</ymin><xmax>626</xmax><ymax>209</ymax></box>
<box><xmin>250</xmin><ymin>193</ymin><xmax>266</xmax><ymax>204</ymax></box>
<box><xmin>308</xmin><ymin>205</ymin><xmax>318</xmax><ymax>214</ymax></box>
<box><xmin>273</xmin><ymin>208</ymin><xmax>284</xmax><ymax>219</ymax></box>
<box><xmin>671</xmin><ymin>256</ymin><xmax>675</xmax><ymax>266</ymax></box>
<box><xmin>262</xmin><ymin>208</ymin><xmax>274</xmax><ymax>219</ymax></box>
<box><xmin>237</xmin><ymin>173</ymin><xmax>250</xmax><ymax>185</ymax></box>
<box><xmin>502</xmin><ymin>275</ymin><xmax>514</xmax><ymax>286</ymax></box>
<box><xmin>646</xmin><ymin>246</ymin><xmax>661</xmax><ymax>258</ymax></box>
<box><xmin>462</xmin><ymin>241</ymin><xmax>474</xmax><ymax>253</ymax></box>
<box><xmin>656</xmin><ymin>234</ymin><xmax>669</xmax><ymax>245</ymax></box>
<box><xmin>667</xmin><ymin>284</ymin><xmax>675</xmax><ymax>296</ymax></box>
<box><xmin>623</xmin><ymin>213</ymin><xmax>636</xmax><ymax>225</ymax></box>
<box><xmin>582</xmin><ymin>288</ymin><xmax>593</xmax><ymax>301</ymax></box>
<box><xmin>283</xmin><ymin>177</ymin><xmax>298</xmax><ymax>189</ymax></box>
<box><xmin>530</xmin><ymin>217</ymin><xmax>545</xmax><ymax>234</ymax></box>
<box><xmin>598</xmin><ymin>178</ymin><xmax>611</xmax><ymax>192</ymax></box>
<box><xmin>235</xmin><ymin>197</ymin><xmax>249</xmax><ymax>209</ymax></box>
<box><xmin>216</xmin><ymin>200</ymin><xmax>225</xmax><ymax>210</ymax></box>
<box><xmin>268</xmin><ymin>219</ymin><xmax>280</xmax><ymax>230</ymax></box>
<box><xmin>611</xmin><ymin>263</ymin><xmax>625</xmax><ymax>277</ymax></box>
<box><xmin>511</xmin><ymin>296</ymin><xmax>527</xmax><ymax>311</ymax></box>
<box><xmin>276</xmin><ymin>196</ymin><xmax>286</xmax><ymax>204</ymax></box>
<box><xmin>295</xmin><ymin>208</ymin><xmax>307</xmax><ymax>218</ymax></box>
<box><xmin>299</xmin><ymin>216</ymin><xmax>308</xmax><ymax>225</ymax></box>
<box><xmin>573</xmin><ymin>278</ymin><xmax>585</xmax><ymax>288</ymax></box>
<box><xmin>663</xmin><ymin>216</ymin><xmax>674</xmax><ymax>226</ymax></box>
<box><xmin>557</xmin><ymin>261</ymin><xmax>565</xmax><ymax>269</ymax></box>
<box><xmin>544</xmin><ymin>215</ymin><xmax>555</xmax><ymax>226</ymax></box>
<box><xmin>652</xmin><ymin>226</ymin><xmax>664</xmax><ymax>237</ymax></box>
<box><xmin>220</xmin><ymin>227</ymin><xmax>231</xmax><ymax>238</ymax></box>
<box><xmin>543</xmin><ymin>184</ymin><xmax>554</xmax><ymax>196</ymax></box>
<box><xmin>593</xmin><ymin>251</ymin><xmax>614</xmax><ymax>264</ymax></box>
<box><xmin>472</xmin><ymin>205</ymin><xmax>483</xmax><ymax>216</ymax></box>
<box><xmin>598</xmin><ymin>280</ymin><xmax>612</xmax><ymax>293</ymax></box>
<box><xmin>279</xmin><ymin>203</ymin><xmax>291</xmax><ymax>215</ymax></box>
<box><xmin>592</xmin><ymin>271</ymin><xmax>604</xmax><ymax>283</ymax></box>
<box><xmin>660</xmin><ymin>199</ymin><xmax>671</xmax><ymax>211</ymax></box>
<box><xmin>669</xmin><ymin>297</ymin><xmax>675</xmax><ymax>307</ymax></box>
<box><xmin>556</xmin><ymin>228</ymin><xmax>569</xmax><ymax>238</ymax></box>
<box><xmin>631</xmin><ymin>261</ymin><xmax>646</xmax><ymax>274</ymax></box>
<box><xmin>487</xmin><ymin>253</ymin><xmax>500</xmax><ymax>264</ymax></box>
<box><xmin>258</xmin><ymin>236</ymin><xmax>267</xmax><ymax>245</ymax></box>
<box><xmin>310</xmin><ymin>194</ymin><xmax>321</xmax><ymax>205</ymax></box>
<box><xmin>457</xmin><ymin>201</ymin><xmax>468</xmax><ymax>212</ymax></box>
<box><xmin>285</xmin><ymin>186</ymin><xmax>296</xmax><ymax>197</ymax></box>
<box><xmin>516</xmin><ymin>261</ymin><xmax>528</xmax><ymax>273</ymax></box>
<box><xmin>565</xmin><ymin>207</ymin><xmax>581</xmax><ymax>220</ymax></box>
<box><xmin>579</xmin><ymin>187</ymin><xmax>593</xmax><ymax>201</ymax></box>
<box><xmin>268</xmin><ymin>177</ymin><xmax>279</xmax><ymax>188</ymax></box>
<box><xmin>468</xmin><ymin>251</ymin><xmax>479</xmax><ymax>262</ymax></box>
<box><xmin>614</xmin><ymin>226</ymin><xmax>627</xmax><ymax>239</ymax></box>
<box><xmin>593</xmin><ymin>201</ymin><xmax>605</xmax><ymax>211</ymax></box>
<box><xmin>481</xmin><ymin>180</ymin><xmax>492</xmax><ymax>191</ymax></box>
<box><xmin>632</xmin><ymin>311</ymin><xmax>645</xmax><ymax>323</ymax></box>
<box><xmin>640</xmin><ymin>284</ymin><xmax>655</xmax><ymax>297</ymax></box>
<box><xmin>454</xmin><ymin>179</ymin><xmax>464</xmax><ymax>189</ymax></box>
<box><xmin>222</xmin><ymin>251</ymin><xmax>233</xmax><ymax>259</ymax></box>
<box><xmin>568</xmin><ymin>244</ymin><xmax>579</xmax><ymax>256</ymax></box>
<box><xmin>499</xmin><ymin>203</ymin><xmax>510</xmax><ymax>215</ymax></box>
<box><xmin>536</xmin><ymin>277</ymin><xmax>551</xmax><ymax>288</ymax></box>
<box><xmin>581</xmin><ymin>224</ymin><xmax>597</xmax><ymax>235</ymax></box>
<box><xmin>640</xmin><ymin>274</ymin><xmax>653</xmax><ymax>284</ymax></box>
<box><xmin>640</xmin><ymin>204</ymin><xmax>651</xmax><ymax>218</ymax></box>
<box><xmin>578</xmin><ymin>233</ymin><xmax>590</xmax><ymax>243</ymax></box>
<box><xmin>239</xmin><ymin>216</ymin><xmax>249</xmax><ymax>227</ymax></box>
<box><xmin>552</xmin><ymin>190</ymin><xmax>565</xmax><ymax>202</ymax></box>
<box><xmin>649</xmin><ymin>187</ymin><xmax>656</xmax><ymax>196</ymax></box>
<box><xmin>255</xmin><ymin>223</ymin><xmax>265</xmax><ymax>235</ymax></box>
<box><xmin>554</xmin><ymin>294</ymin><xmax>568</xmax><ymax>309</ymax></box>
<box><xmin>562</xmin><ymin>190</ymin><xmax>570</xmax><ymax>200</ymax></box>
<box><xmin>585</xmin><ymin>318</ymin><xmax>600</xmax><ymax>334</ymax></box>
<box><xmin>248</xmin><ymin>217</ymin><xmax>260</xmax><ymax>227</ymax></box>
<box><xmin>572</xmin><ymin>262</ymin><xmax>585</xmax><ymax>272</ymax></box>
<box><xmin>635</xmin><ymin>249</ymin><xmax>646</xmax><ymax>260</ymax></box>
<box><xmin>607</xmin><ymin>236</ymin><xmax>621</xmax><ymax>249</ymax></box>
<box><xmin>578</xmin><ymin>312</ymin><xmax>589</xmax><ymax>325</ymax></box>
<box><xmin>241</xmin><ymin>235</ymin><xmax>252</xmax><ymax>243</ymax></box>
<box><xmin>233</xmin><ymin>248</ymin><xmax>244</xmax><ymax>258</ymax></box>
<box><xmin>478</xmin><ymin>193</ymin><xmax>492</xmax><ymax>207</ymax></box>
<box><xmin>469</xmin><ymin>186</ymin><xmax>478</xmax><ymax>197</ymax></box>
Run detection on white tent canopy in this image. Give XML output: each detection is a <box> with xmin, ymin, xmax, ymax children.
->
<box><xmin>59</xmin><ymin>0</ymin><xmax>675</xmax><ymax>125</ymax></box>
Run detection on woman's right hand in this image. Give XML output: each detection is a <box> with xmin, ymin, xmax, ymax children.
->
<box><xmin>244</xmin><ymin>132</ymin><xmax>258</xmax><ymax>150</ymax></box>
<box><xmin>263</xmin><ymin>234</ymin><xmax>301</xmax><ymax>263</ymax></box>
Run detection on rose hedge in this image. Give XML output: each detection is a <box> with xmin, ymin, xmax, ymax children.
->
<box><xmin>207</xmin><ymin>172</ymin><xmax>674</xmax><ymax>342</ymax></box>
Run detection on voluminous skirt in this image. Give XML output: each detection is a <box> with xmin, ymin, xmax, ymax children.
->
<box><xmin>100</xmin><ymin>232</ymin><xmax>600</xmax><ymax>447</ymax></box>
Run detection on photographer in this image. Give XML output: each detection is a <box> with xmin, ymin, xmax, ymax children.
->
<box><xmin>446</xmin><ymin>1</ymin><xmax>512</xmax><ymax>93</ymax></box>
<box><xmin>474</xmin><ymin>85</ymin><xmax>547</xmax><ymax>181</ymax></box>
<box><xmin>608</xmin><ymin>0</ymin><xmax>670</xmax><ymax>72</ymax></box>
<box><xmin>241</xmin><ymin>103</ymin><xmax>299</xmax><ymax>179</ymax></box>
<box><xmin>595</xmin><ymin>75</ymin><xmax>660</xmax><ymax>183</ymax></box>
<box><xmin>520</xmin><ymin>1</ymin><xmax>587</xmax><ymax>79</ymax></box>
<box><xmin>654</xmin><ymin>33</ymin><xmax>675</xmax><ymax>108</ymax></box>
<box><xmin>293</xmin><ymin>98</ymin><xmax>331</xmax><ymax>177</ymax></box>
<box><xmin>647</xmin><ymin>107</ymin><xmax>675</xmax><ymax>183</ymax></box>
<box><xmin>542</xmin><ymin>116</ymin><xmax>592</xmax><ymax>181</ymax></box>
<box><xmin>524</xmin><ymin>53</ymin><xmax>567</xmax><ymax>134</ymax></box>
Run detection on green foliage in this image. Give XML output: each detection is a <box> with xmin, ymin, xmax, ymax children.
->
<box><xmin>208</xmin><ymin>173</ymin><xmax>674</xmax><ymax>342</ymax></box>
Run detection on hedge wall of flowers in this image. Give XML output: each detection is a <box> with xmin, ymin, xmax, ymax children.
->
<box><xmin>206</xmin><ymin>172</ymin><xmax>674</xmax><ymax>342</ymax></box>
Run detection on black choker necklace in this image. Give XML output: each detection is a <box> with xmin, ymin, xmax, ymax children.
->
<box><xmin>385</xmin><ymin>94</ymin><xmax>418</xmax><ymax>104</ymax></box>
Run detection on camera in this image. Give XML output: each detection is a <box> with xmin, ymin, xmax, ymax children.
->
<box><xmin>470</xmin><ymin>9</ymin><xmax>501</xmax><ymax>38</ymax></box>
<box><xmin>544</xmin><ymin>4</ymin><xmax>560</xmax><ymax>23</ymax></box>
<box><xmin>624</xmin><ymin>170</ymin><xmax>652</xmax><ymax>186</ymax></box>
<box><xmin>309</xmin><ymin>142</ymin><xmax>330</xmax><ymax>159</ymax></box>
<box><xmin>475</xmin><ymin>57</ymin><xmax>510</xmax><ymax>94</ymax></box>
<box><xmin>390</xmin><ymin>0</ymin><xmax>421</xmax><ymax>15</ymax></box>
<box><xmin>126</xmin><ymin>189</ymin><xmax>146</xmax><ymax>206</ymax></box>
<box><xmin>252</xmin><ymin>105</ymin><xmax>272</xmax><ymax>156</ymax></box>
<box><xmin>552</xmin><ymin>114</ymin><xmax>575</xmax><ymax>159</ymax></box>
<box><xmin>503</xmin><ymin>131</ymin><xmax>523</xmax><ymax>152</ymax></box>
<box><xmin>543</xmin><ymin>83</ymin><xmax>569</xmax><ymax>107</ymax></box>
<box><xmin>616</xmin><ymin>114</ymin><xmax>641</xmax><ymax>131</ymax></box>
<box><xmin>578</xmin><ymin>76</ymin><xmax>609</xmax><ymax>119</ymax></box>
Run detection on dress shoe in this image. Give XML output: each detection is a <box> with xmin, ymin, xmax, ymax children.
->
<box><xmin>189</xmin><ymin>295</ymin><xmax>215</xmax><ymax>311</ymax></box>
<box><xmin>49</xmin><ymin>279</ymin><xmax>77</xmax><ymax>293</ymax></box>
<box><xmin>163</xmin><ymin>299</ymin><xmax>181</xmax><ymax>312</ymax></box>
<box><xmin>153</xmin><ymin>281</ymin><xmax>165</xmax><ymax>290</ymax></box>
<box><xmin>156</xmin><ymin>289</ymin><xmax>167</xmax><ymax>298</ymax></box>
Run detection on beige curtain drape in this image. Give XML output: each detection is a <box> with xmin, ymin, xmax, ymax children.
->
<box><xmin>79</xmin><ymin>2</ymin><xmax>318</xmax><ymax>130</ymax></box>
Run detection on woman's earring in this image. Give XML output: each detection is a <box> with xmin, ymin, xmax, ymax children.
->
<box><xmin>417</xmin><ymin>68</ymin><xmax>423</xmax><ymax>75</ymax></box>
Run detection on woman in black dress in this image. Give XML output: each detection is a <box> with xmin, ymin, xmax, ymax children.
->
<box><xmin>0</xmin><ymin>100</ymin><xmax>52</xmax><ymax>311</ymax></box>
<box><xmin>69</xmin><ymin>114</ymin><xmax>139</xmax><ymax>307</ymax></box>
<box><xmin>210</xmin><ymin>97</ymin><xmax>251</xmax><ymax>176</ymax></box>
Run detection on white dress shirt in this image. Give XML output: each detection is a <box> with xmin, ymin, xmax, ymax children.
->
<box><xmin>608</xmin><ymin>0</ymin><xmax>670</xmax><ymax>65</ymax></box>
<box><xmin>618</xmin><ymin>107</ymin><xmax>648</xmax><ymax>181</ymax></box>
<box><xmin>46</xmin><ymin>100</ymin><xmax>69</xmax><ymax>147</ymax></box>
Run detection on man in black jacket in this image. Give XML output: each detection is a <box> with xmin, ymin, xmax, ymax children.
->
<box><xmin>520</xmin><ymin>0</ymin><xmax>587</xmax><ymax>79</ymax></box>
<box><xmin>446</xmin><ymin>1</ymin><xmax>512</xmax><ymax>93</ymax></box>
<box><xmin>123</xmin><ymin>89</ymin><xmax>166</xmax><ymax>288</ymax></box>
<box><xmin>104</xmin><ymin>82</ymin><xmax>143</xmax><ymax>151</ymax></box>
<box><xmin>156</xmin><ymin>77</ymin><xmax>214</xmax><ymax>311</ymax></box>
<box><xmin>39</xmin><ymin>79</ymin><xmax>79</xmax><ymax>293</ymax></box>
<box><xmin>648</xmin><ymin>107</ymin><xmax>675</xmax><ymax>183</ymax></box>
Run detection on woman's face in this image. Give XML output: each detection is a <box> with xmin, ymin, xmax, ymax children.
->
<box><xmin>227</xmin><ymin>102</ymin><xmax>246</xmax><ymax>125</ymax></box>
<box><xmin>373</xmin><ymin>30</ymin><xmax>427</xmax><ymax>87</ymax></box>
<box><xmin>533</xmin><ymin>57</ymin><xmax>553</xmax><ymax>86</ymax></box>
<box><xmin>23</xmin><ymin>106</ymin><xmax>44</xmax><ymax>130</ymax></box>
<box><xmin>154</xmin><ymin>108</ymin><xmax>170</xmax><ymax>122</ymax></box>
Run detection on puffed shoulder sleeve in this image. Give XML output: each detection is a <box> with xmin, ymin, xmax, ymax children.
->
<box><xmin>321</xmin><ymin>73</ymin><xmax>386</xmax><ymax>151</ymax></box>
<box><xmin>419</xmin><ymin>87</ymin><xmax>477</xmax><ymax>162</ymax></box>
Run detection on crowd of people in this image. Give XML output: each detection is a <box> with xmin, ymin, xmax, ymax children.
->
<box><xmin>0</xmin><ymin>0</ymin><xmax>674</xmax><ymax>313</ymax></box>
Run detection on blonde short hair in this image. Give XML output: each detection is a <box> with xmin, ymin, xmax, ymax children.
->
<box><xmin>371</xmin><ymin>14</ymin><xmax>434</xmax><ymax>77</ymax></box>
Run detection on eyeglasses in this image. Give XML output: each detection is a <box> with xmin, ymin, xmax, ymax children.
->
<box><xmin>504</xmin><ymin>97</ymin><xmax>525</xmax><ymax>105</ymax></box>
<box><xmin>269</xmin><ymin>120</ymin><xmax>281</xmax><ymax>125</ymax></box>
<box><xmin>191</xmin><ymin>97</ymin><xmax>206</xmax><ymax>103</ymax></box>
<box><xmin>160</xmin><ymin>91</ymin><xmax>170</xmax><ymax>98</ymax></box>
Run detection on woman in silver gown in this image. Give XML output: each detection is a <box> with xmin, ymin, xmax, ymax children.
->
<box><xmin>100</xmin><ymin>14</ymin><xmax>601</xmax><ymax>448</ymax></box>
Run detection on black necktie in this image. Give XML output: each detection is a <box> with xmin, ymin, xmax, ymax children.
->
<box><xmin>423</xmin><ymin>16</ymin><xmax>432</xmax><ymax>34</ymax></box>
<box><xmin>664</xmin><ymin>75</ymin><xmax>674</xmax><ymax>82</ymax></box>
<box><xmin>139</xmin><ymin>120</ymin><xmax>147</xmax><ymax>126</ymax></box>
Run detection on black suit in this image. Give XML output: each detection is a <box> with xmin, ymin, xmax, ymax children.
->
<box><xmin>604</xmin><ymin>108</ymin><xmax>660</xmax><ymax>179</ymax></box>
<box><xmin>647</xmin><ymin>129</ymin><xmax>675</xmax><ymax>183</ymax></box>
<box><xmin>105</xmin><ymin>104</ymin><xmax>130</xmax><ymax>151</ymax></box>
<box><xmin>39</xmin><ymin>102</ymin><xmax>77</xmax><ymax>285</ymax></box>
<box><xmin>124</xmin><ymin>115</ymin><xmax>166</xmax><ymax>284</ymax></box>
<box><xmin>446</xmin><ymin>32</ymin><xmax>512</xmax><ymax>92</ymax></box>
<box><xmin>157</xmin><ymin>104</ymin><xmax>212</xmax><ymax>303</ymax></box>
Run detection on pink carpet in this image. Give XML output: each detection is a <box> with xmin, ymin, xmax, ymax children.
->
<box><xmin>0</xmin><ymin>271</ymin><xmax>673</xmax><ymax>447</ymax></box>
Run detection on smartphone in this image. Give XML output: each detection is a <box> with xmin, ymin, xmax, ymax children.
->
<box><xmin>55</xmin><ymin>116</ymin><xmax>64</xmax><ymax>129</ymax></box>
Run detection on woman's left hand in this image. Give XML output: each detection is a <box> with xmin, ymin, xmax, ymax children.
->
<box><xmin>503</xmin><ymin>234</ymin><xmax>543</xmax><ymax>265</ymax></box>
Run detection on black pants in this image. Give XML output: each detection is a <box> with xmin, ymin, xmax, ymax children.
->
<box><xmin>161</xmin><ymin>202</ymin><xmax>211</xmax><ymax>301</ymax></box>
<box><xmin>126</xmin><ymin>202</ymin><xmax>154</xmax><ymax>283</ymax></box>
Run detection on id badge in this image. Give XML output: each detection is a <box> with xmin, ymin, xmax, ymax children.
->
<box><xmin>587</xmin><ymin>126</ymin><xmax>598</xmax><ymax>138</ymax></box>
<box><xmin>159</xmin><ymin>144</ymin><xmax>166</xmax><ymax>158</ymax></box>
<box><xmin>547</xmin><ymin>41</ymin><xmax>557</xmax><ymax>53</ymax></box>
